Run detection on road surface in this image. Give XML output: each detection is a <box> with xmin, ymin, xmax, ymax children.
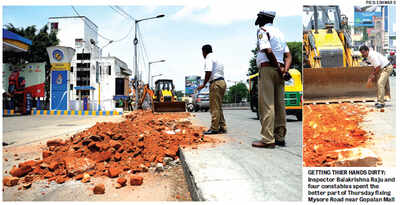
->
<box><xmin>181</xmin><ymin>109</ymin><xmax>302</xmax><ymax>201</ymax></box>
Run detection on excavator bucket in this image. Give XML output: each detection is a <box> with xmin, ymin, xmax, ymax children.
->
<box><xmin>153</xmin><ymin>102</ymin><xmax>186</xmax><ymax>112</ymax></box>
<box><xmin>303</xmin><ymin>66</ymin><xmax>391</xmax><ymax>104</ymax></box>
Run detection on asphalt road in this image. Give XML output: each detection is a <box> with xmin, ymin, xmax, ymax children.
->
<box><xmin>193</xmin><ymin>109</ymin><xmax>301</xmax><ymax>152</ymax></box>
<box><xmin>360</xmin><ymin>76</ymin><xmax>396</xmax><ymax>167</ymax></box>
<box><xmin>2</xmin><ymin>115</ymin><xmax>123</xmax><ymax>147</ymax></box>
<box><xmin>181</xmin><ymin>109</ymin><xmax>302</xmax><ymax>201</ymax></box>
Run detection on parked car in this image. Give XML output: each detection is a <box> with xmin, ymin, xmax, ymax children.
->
<box><xmin>192</xmin><ymin>92</ymin><xmax>210</xmax><ymax>112</ymax></box>
<box><xmin>186</xmin><ymin>84</ymin><xmax>210</xmax><ymax>112</ymax></box>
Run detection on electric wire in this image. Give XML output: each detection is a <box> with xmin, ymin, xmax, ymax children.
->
<box><xmin>71</xmin><ymin>6</ymin><xmax>113</xmax><ymax>42</ymax></box>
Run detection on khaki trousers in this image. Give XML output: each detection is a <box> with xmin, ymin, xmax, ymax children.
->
<box><xmin>258</xmin><ymin>66</ymin><xmax>286</xmax><ymax>144</ymax></box>
<box><xmin>377</xmin><ymin>64</ymin><xmax>393</xmax><ymax>104</ymax></box>
<box><xmin>209</xmin><ymin>80</ymin><xmax>227</xmax><ymax>131</ymax></box>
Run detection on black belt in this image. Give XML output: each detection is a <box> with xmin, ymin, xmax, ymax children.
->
<box><xmin>383</xmin><ymin>63</ymin><xmax>392</xmax><ymax>68</ymax></box>
<box><xmin>210</xmin><ymin>77</ymin><xmax>224</xmax><ymax>84</ymax></box>
<box><xmin>260</xmin><ymin>62</ymin><xmax>285</xmax><ymax>68</ymax></box>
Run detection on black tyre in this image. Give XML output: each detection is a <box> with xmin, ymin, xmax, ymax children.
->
<box><xmin>187</xmin><ymin>103</ymin><xmax>194</xmax><ymax>112</ymax></box>
<box><xmin>296</xmin><ymin>111</ymin><xmax>302</xmax><ymax>121</ymax></box>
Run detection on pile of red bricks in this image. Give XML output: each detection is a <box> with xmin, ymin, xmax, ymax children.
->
<box><xmin>4</xmin><ymin>110</ymin><xmax>215</xmax><ymax>191</ymax></box>
<box><xmin>303</xmin><ymin>104</ymin><xmax>373</xmax><ymax>167</ymax></box>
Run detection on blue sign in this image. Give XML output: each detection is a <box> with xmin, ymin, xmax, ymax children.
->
<box><xmin>51</xmin><ymin>71</ymin><xmax>68</xmax><ymax>110</ymax></box>
<box><xmin>354</xmin><ymin>11</ymin><xmax>382</xmax><ymax>27</ymax></box>
<box><xmin>52</xmin><ymin>49</ymin><xmax>64</xmax><ymax>62</ymax></box>
<box><xmin>185</xmin><ymin>75</ymin><xmax>201</xmax><ymax>95</ymax></box>
<box><xmin>51</xmin><ymin>71</ymin><xmax>67</xmax><ymax>91</ymax></box>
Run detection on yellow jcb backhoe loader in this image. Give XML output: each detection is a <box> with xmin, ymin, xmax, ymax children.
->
<box><xmin>138</xmin><ymin>79</ymin><xmax>186</xmax><ymax>112</ymax></box>
<box><xmin>302</xmin><ymin>5</ymin><xmax>390</xmax><ymax>104</ymax></box>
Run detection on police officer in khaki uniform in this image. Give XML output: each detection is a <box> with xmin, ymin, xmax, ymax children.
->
<box><xmin>359</xmin><ymin>45</ymin><xmax>394</xmax><ymax>108</ymax></box>
<box><xmin>197</xmin><ymin>44</ymin><xmax>227</xmax><ymax>134</ymax></box>
<box><xmin>252</xmin><ymin>11</ymin><xmax>292</xmax><ymax>148</ymax></box>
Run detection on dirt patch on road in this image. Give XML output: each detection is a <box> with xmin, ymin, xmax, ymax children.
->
<box><xmin>3</xmin><ymin>110</ymin><xmax>220</xmax><ymax>195</ymax></box>
<box><xmin>303</xmin><ymin>104</ymin><xmax>377</xmax><ymax>167</ymax></box>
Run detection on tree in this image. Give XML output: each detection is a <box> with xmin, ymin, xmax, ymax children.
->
<box><xmin>227</xmin><ymin>82</ymin><xmax>249</xmax><ymax>103</ymax></box>
<box><xmin>248</xmin><ymin>41</ymin><xmax>302</xmax><ymax>75</ymax></box>
<box><xmin>175</xmin><ymin>90</ymin><xmax>184</xmax><ymax>98</ymax></box>
<box><xmin>4</xmin><ymin>23</ymin><xmax>59</xmax><ymax>107</ymax></box>
<box><xmin>287</xmin><ymin>42</ymin><xmax>302</xmax><ymax>72</ymax></box>
<box><xmin>248</xmin><ymin>49</ymin><xmax>258</xmax><ymax>76</ymax></box>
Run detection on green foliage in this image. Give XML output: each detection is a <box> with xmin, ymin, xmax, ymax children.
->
<box><xmin>226</xmin><ymin>82</ymin><xmax>248</xmax><ymax>103</ymax></box>
<box><xmin>223</xmin><ymin>93</ymin><xmax>230</xmax><ymax>103</ymax></box>
<box><xmin>4</xmin><ymin>23</ymin><xmax>59</xmax><ymax>106</ymax></box>
<box><xmin>175</xmin><ymin>90</ymin><xmax>184</xmax><ymax>98</ymax></box>
<box><xmin>248</xmin><ymin>41</ymin><xmax>302</xmax><ymax>75</ymax></box>
<box><xmin>248</xmin><ymin>49</ymin><xmax>258</xmax><ymax>76</ymax></box>
<box><xmin>287</xmin><ymin>42</ymin><xmax>302</xmax><ymax>72</ymax></box>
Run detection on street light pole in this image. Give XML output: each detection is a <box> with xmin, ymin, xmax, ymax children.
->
<box><xmin>98</xmin><ymin>40</ymin><xmax>113</xmax><ymax>111</ymax></box>
<box><xmin>134</xmin><ymin>14</ymin><xmax>165</xmax><ymax>110</ymax></box>
<box><xmin>151</xmin><ymin>74</ymin><xmax>163</xmax><ymax>89</ymax></box>
<box><xmin>148</xmin><ymin>60</ymin><xmax>165</xmax><ymax>89</ymax></box>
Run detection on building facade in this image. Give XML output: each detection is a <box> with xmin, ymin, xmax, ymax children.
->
<box><xmin>48</xmin><ymin>16</ymin><xmax>131</xmax><ymax>111</ymax></box>
<box><xmin>353</xmin><ymin>5</ymin><xmax>396</xmax><ymax>55</ymax></box>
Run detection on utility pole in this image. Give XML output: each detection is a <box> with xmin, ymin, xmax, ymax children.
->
<box><xmin>134</xmin><ymin>14</ymin><xmax>165</xmax><ymax>110</ymax></box>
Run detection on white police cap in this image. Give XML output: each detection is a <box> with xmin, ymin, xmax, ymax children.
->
<box><xmin>255</xmin><ymin>11</ymin><xmax>276</xmax><ymax>25</ymax></box>
<box><xmin>258</xmin><ymin>11</ymin><xmax>276</xmax><ymax>18</ymax></box>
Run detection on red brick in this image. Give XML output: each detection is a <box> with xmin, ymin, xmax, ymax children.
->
<box><xmin>100</xmin><ymin>151</ymin><xmax>113</xmax><ymax>162</ymax></box>
<box><xmin>18</xmin><ymin>160</ymin><xmax>38</xmax><ymax>169</ymax></box>
<box><xmin>117</xmin><ymin>177</ymin><xmax>127</xmax><ymax>186</ymax></box>
<box><xmin>47</xmin><ymin>139</ymin><xmax>65</xmax><ymax>147</ymax></box>
<box><xmin>42</xmin><ymin>151</ymin><xmax>52</xmax><ymax>158</ymax></box>
<box><xmin>44</xmin><ymin>172</ymin><xmax>53</xmax><ymax>179</ymax></box>
<box><xmin>3</xmin><ymin>176</ymin><xmax>19</xmax><ymax>186</ymax></box>
<box><xmin>93</xmin><ymin>184</ymin><xmax>105</xmax><ymax>194</ymax></box>
<box><xmin>55</xmin><ymin>176</ymin><xmax>66</xmax><ymax>184</ymax></box>
<box><xmin>114</xmin><ymin>152</ymin><xmax>122</xmax><ymax>161</ymax></box>
<box><xmin>75</xmin><ymin>173</ymin><xmax>84</xmax><ymax>180</ymax></box>
<box><xmin>129</xmin><ymin>175</ymin><xmax>143</xmax><ymax>186</ymax></box>
<box><xmin>48</xmin><ymin>162</ymin><xmax>59</xmax><ymax>171</ymax></box>
<box><xmin>10</xmin><ymin>166</ymin><xmax>32</xmax><ymax>178</ymax></box>
<box><xmin>109</xmin><ymin>140</ymin><xmax>122</xmax><ymax>150</ymax></box>
<box><xmin>107</xmin><ymin>167</ymin><xmax>121</xmax><ymax>178</ymax></box>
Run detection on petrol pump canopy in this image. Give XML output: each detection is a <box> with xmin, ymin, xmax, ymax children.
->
<box><xmin>3</xmin><ymin>29</ymin><xmax>32</xmax><ymax>52</ymax></box>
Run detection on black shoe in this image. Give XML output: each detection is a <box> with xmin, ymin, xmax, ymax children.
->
<box><xmin>219</xmin><ymin>128</ymin><xmax>227</xmax><ymax>134</ymax></box>
<box><xmin>375</xmin><ymin>102</ymin><xmax>379</xmax><ymax>106</ymax></box>
<box><xmin>275</xmin><ymin>141</ymin><xmax>286</xmax><ymax>147</ymax></box>
<box><xmin>375</xmin><ymin>103</ymin><xmax>385</xmax><ymax>108</ymax></box>
<box><xmin>203</xmin><ymin>129</ymin><xmax>220</xmax><ymax>135</ymax></box>
<box><xmin>252</xmin><ymin>140</ymin><xmax>275</xmax><ymax>149</ymax></box>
